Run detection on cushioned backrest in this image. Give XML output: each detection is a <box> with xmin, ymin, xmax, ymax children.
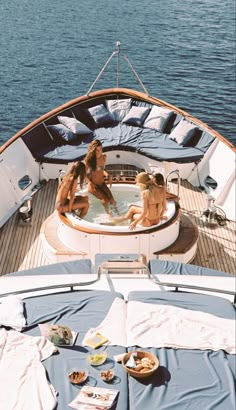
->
<box><xmin>195</xmin><ymin>130</ymin><xmax>214</xmax><ymax>152</ymax></box>
<box><xmin>106</xmin><ymin>98</ymin><xmax>132</xmax><ymax>122</ymax></box>
<box><xmin>122</xmin><ymin>106</ymin><xmax>151</xmax><ymax>127</ymax></box>
<box><xmin>169</xmin><ymin>119</ymin><xmax>199</xmax><ymax>146</ymax></box>
<box><xmin>87</xmin><ymin>104</ymin><xmax>116</xmax><ymax>128</ymax></box>
<box><xmin>168</xmin><ymin>114</ymin><xmax>183</xmax><ymax>133</ymax></box>
<box><xmin>131</xmin><ymin>99</ymin><xmax>152</xmax><ymax>108</ymax></box>
<box><xmin>72</xmin><ymin>105</ymin><xmax>96</xmax><ymax>130</ymax></box>
<box><xmin>131</xmin><ymin>100</ymin><xmax>177</xmax><ymax>133</ymax></box>
<box><xmin>22</xmin><ymin>124</ymin><xmax>56</xmax><ymax>156</ymax></box>
<box><xmin>162</xmin><ymin>112</ymin><xmax>177</xmax><ymax>133</ymax></box>
<box><xmin>143</xmin><ymin>106</ymin><xmax>174</xmax><ymax>132</ymax></box>
<box><xmin>47</xmin><ymin>124</ymin><xmax>75</xmax><ymax>145</ymax></box>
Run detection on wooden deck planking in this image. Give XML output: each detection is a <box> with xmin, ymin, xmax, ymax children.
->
<box><xmin>19</xmin><ymin>180</ymin><xmax>57</xmax><ymax>270</ymax></box>
<box><xmin>178</xmin><ymin>180</ymin><xmax>235</xmax><ymax>273</ymax></box>
<box><xmin>0</xmin><ymin>179</ymin><xmax>235</xmax><ymax>276</ymax></box>
<box><xmin>0</xmin><ymin>214</ymin><xmax>13</xmax><ymax>274</ymax></box>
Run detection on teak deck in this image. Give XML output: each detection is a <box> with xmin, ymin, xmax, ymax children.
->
<box><xmin>0</xmin><ymin>179</ymin><xmax>235</xmax><ymax>276</ymax></box>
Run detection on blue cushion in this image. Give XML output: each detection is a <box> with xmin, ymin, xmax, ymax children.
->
<box><xmin>88</xmin><ymin>104</ymin><xmax>115</xmax><ymax>127</ymax></box>
<box><xmin>106</xmin><ymin>99</ymin><xmax>132</xmax><ymax>122</ymax></box>
<box><xmin>169</xmin><ymin>119</ymin><xmax>198</xmax><ymax>146</ymax></box>
<box><xmin>144</xmin><ymin>106</ymin><xmax>174</xmax><ymax>132</ymax></box>
<box><xmin>57</xmin><ymin>116</ymin><xmax>93</xmax><ymax>135</ymax></box>
<box><xmin>122</xmin><ymin>106</ymin><xmax>151</xmax><ymax>127</ymax></box>
<box><xmin>47</xmin><ymin>124</ymin><xmax>78</xmax><ymax>145</ymax></box>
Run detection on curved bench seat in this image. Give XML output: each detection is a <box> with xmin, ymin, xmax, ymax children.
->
<box><xmin>21</xmin><ymin>96</ymin><xmax>214</xmax><ymax>164</ymax></box>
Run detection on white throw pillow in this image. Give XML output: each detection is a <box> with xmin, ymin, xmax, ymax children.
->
<box><xmin>144</xmin><ymin>106</ymin><xmax>173</xmax><ymax>132</ymax></box>
<box><xmin>122</xmin><ymin>106</ymin><xmax>151</xmax><ymax>127</ymax></box>
<box><xmin>169</xmin><ymin>119</ymin><xmax>198</xmax><ymax>145</ymax></box>
<box><xmin>87</xmin><ymin>104</ymin><xmax>115</xmax><ymax>126</ymax></box>
<box><xmin>106</xmin><ymin>99</ymin><xmax>132</xmax><ymax>122</ymax></box>
<box><xmin>0</xmin><ymin>295</ymin><xmax>26</xmax><ymax>331</ymax></box>
<box><xmin>58</xmin><ymin>116</ymin><xmax>92</xmax><ymax>135</ymax></box>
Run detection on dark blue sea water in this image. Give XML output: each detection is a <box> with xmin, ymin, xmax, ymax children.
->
<box><xmin>0</xmin><ymin>0</ymin><xmax>235</xmax><ymax>145</ymax></box>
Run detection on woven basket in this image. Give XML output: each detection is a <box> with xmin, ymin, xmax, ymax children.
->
<box><xmin>122</xmin><ymin>350</ymin><xmax>159</xmax><ymax>379</ymax></box>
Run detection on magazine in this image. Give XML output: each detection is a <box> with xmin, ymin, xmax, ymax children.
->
<box><xmin>68</xmin><ymin>386</ymin><xmax>119</xmax><ymax>410</ymax></box>
<box><xmin>38</xmin><ymin>323</ymin><xmax>78</xmax><ymax>346</ymax></box>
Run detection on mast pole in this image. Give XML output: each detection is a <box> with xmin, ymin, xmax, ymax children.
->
<box><xmin>116</xmin><ymin>41</ymin><xmax>121</xmax><ymax>88</ymax></box>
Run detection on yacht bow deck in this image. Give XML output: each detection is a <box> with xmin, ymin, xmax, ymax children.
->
<box><xmin>0</xmin><ymin>179</ymin><xmax>235</xmax><ymax>276</ymax></box>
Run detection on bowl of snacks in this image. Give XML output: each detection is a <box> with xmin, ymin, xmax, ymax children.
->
<box><xmin>122</xmin><ymin>350</ymin><xmax>159</xmax><ymax>379</ymax></box>
<box><xmin>87</xmin><ymin>351</ymin><xmax>107</xmax><ymax>366</ymax></box>
<box><xmin>67</xmin><ymin>369</ymin><xmax>88</xmax><ymax>384</ymax></box>
<box><xmin>100</xmin><ymin>369</ymin><xmax>115</xmax><ymax>382</ymax></box>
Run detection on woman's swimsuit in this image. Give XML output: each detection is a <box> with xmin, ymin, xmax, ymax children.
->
<box><xmin>86</xmin><ymin>155</ymin><xmax>115</xmax><ymax>204</ymax></box>
<box><xmin>143</xmin><ymin>188</ymin><xmax>163</xmax><ymax>224</ymax></box>
<box><xmin>86</xmin><ymin>165</ymin><xmax>105</xmax><ymax>177</ymax></box>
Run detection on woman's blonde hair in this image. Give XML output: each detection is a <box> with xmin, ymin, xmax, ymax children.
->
<box><xmin>136</xmin><ymin>172</ymin><xmax>152</xmax><ymax>191</ymax></box>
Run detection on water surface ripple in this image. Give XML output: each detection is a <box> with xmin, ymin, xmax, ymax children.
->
<box><xmin>0</xmin><ymin>0</ymin><xmax>235</xmax><ymax>145</ymax></box>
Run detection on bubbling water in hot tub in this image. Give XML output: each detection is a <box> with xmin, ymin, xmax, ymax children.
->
<box><xmin>83</xmin><ymin>188</ymin><xmax>141</xmax><ymax>225</ymax></box>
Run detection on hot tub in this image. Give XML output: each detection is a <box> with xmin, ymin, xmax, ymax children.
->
<box><xmin>57</xmin><ymin>184</ymin><xmax>180</xmax><ymax>261</ymax></box>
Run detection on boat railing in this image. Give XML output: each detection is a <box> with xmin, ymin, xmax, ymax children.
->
<box><xmin>1</xmin><ymin>276</ymin><xmax>235</xmax><ymax>303</ymax></box>
<box><xmin>106</xmin><ymin>164</ymin><xmax>144</xmax><ymax>182</ymax></box>
<box><xmin>166</xmin><ymin>169</ymin><xmax>180</xmax><ymax>198</ymax></box>
<box><xmin>58</xmin><ymin>169</ymin><xmax>66</xmax><ymax>185</ymax></box>
<box><xmin>150</xmin><ymin>277</ymin><xmax>236</xmax><ymax>304</ymax></box>
<box><xmin>0</xmin><ymin>278</ymin><xmax>99</xmax><ymax>298</ymax></box>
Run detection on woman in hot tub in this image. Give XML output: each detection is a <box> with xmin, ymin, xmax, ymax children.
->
<box><xmin>55</xmin><ymin>161</ymin><xmax>89</xmax><ymax>217</ymax></box>
<box><xmin>112</xmin><ymin>172</ymin><xmax>167</xmax><ymax>230</ymax></box>
<box><xmin>84</xmin><ymin>139</ymin><xmax>118</xmax><ymax>215</ymax></box>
